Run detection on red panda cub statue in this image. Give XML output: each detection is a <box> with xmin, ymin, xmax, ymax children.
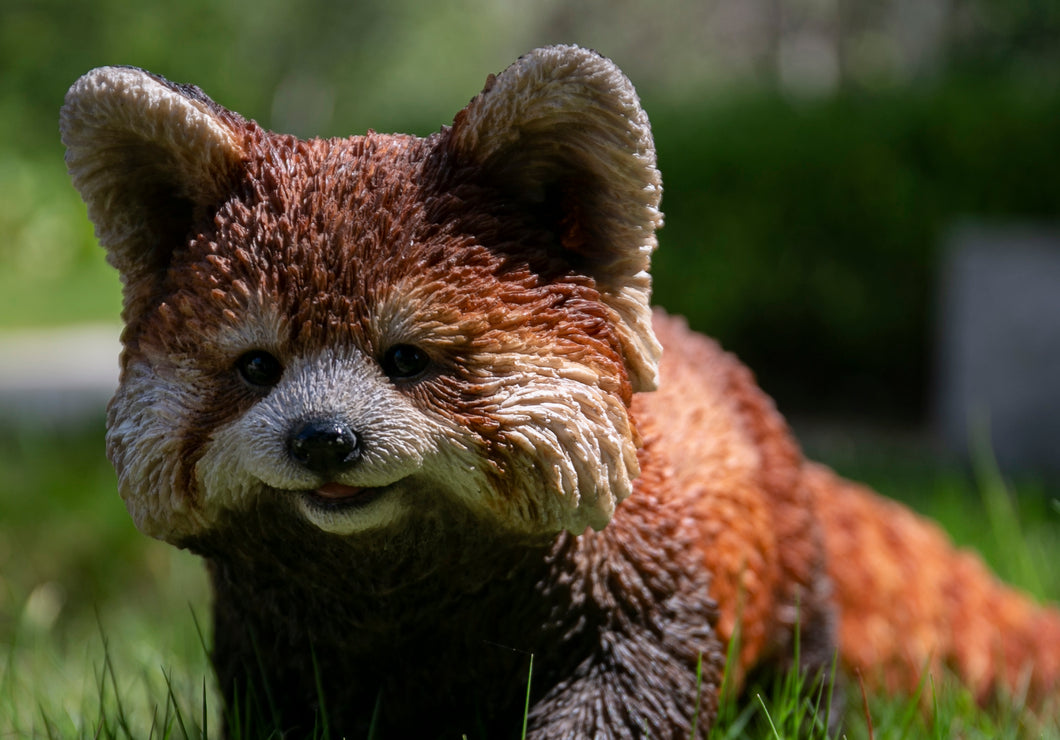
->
<box><xmin>61</xmin><ymin>45</ymin><xmax>1059</xmax><ymax>738</ymax></box>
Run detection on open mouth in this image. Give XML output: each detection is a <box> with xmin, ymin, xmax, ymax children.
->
<box><xmin>302</xmin><ymin>482</ymin><xmax>383</xmax><ymax>510</ymax></box>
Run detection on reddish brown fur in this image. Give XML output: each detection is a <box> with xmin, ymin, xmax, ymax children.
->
<box><xmin>61</xmin><ymin>48</ymin><xmax>1060</xmax><ymax>738</ymax></box>
<box><xmin>813</xmin><ymin>466</ymin><xmax>1060</xmax><ymax>706</ymax></box>
<box><xmin>640</xmin><ymin>314</ymin><xmax>1060</xmax><ymax>712</ymax></box>
<box><xmin>139</xmin><ymin>124</ymin><xmax>634</xmax><ymax>510</ymax></box>
<box><xmin>634</xmin><ymin>315</ymin><xmax>833</xmax><ymax>683</ymax></box>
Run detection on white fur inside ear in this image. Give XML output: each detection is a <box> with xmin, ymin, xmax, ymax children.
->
<box><xmin>450</xmin><ymin>45</ymin><xmax>663</xmax><ymax>393</ymax></box>
<box><xmin>61</xmin><ymin>66</ymin><xmax>244</xmax><ymax>203</ymax></box>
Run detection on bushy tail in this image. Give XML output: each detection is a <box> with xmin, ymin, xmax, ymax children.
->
<box><xmin>805</xmin><ymin>463</ymin><xmax>1060</xmax><ymax>713</ymax></box>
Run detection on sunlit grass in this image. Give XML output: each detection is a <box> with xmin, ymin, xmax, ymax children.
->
<box><xmin>2</xmin><ymin>598</ymin><xmax>215</xmax><ymax>738</ymax></box>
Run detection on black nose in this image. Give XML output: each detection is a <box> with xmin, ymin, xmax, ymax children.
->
<box><xmin>286</xmin><ymin>418</ymin><xmax>361</xmax><ymax>475</ymax></box>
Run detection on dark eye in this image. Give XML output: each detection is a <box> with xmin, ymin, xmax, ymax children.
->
<box><xmin>381</xmin><ymin>344</ymin><xmax>430</xmax><ymax>380</ymax></box>
<box><xmin>236</xmin><ymin>350</ymin><xmax>283</xmax><ymax>388</ymax></box>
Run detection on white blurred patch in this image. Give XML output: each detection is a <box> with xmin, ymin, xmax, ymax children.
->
<box><xmin>778</xmin><ymin>31</ymin><xmax>840</xmax><ymax>96</ymax></box>
<box><xmin>22</xmin><ymin>582</ymin><xmax>65</xmax><ymax>632</ymax></box>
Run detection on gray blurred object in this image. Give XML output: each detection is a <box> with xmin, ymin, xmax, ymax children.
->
<box><xmin>0</xmin><ymin>325</ymin><xmax>119</xmax><ymax>423</ymax></box>
<box><xmin>937</xmin><ymin>223</ymin><xmax>1060</xmax><ymax>474</ymax></box>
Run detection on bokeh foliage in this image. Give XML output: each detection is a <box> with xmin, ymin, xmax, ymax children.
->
<box><xmin>649</xmin><ymin>83</ymin><xmax>1060</xmax><ymax>418</ymax></box>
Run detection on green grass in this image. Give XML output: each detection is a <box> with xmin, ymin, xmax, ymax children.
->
<box><xmin>1</xmin><ymin>424</ymin><xmax>1057</xmax><ymax>738</ymax></box>
<box><xmin>0</xmin><ymin>422</ymin><xmax>213</xmax><ymax>737</ymax></box>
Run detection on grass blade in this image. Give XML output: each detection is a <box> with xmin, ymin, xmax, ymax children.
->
<box><xmin>521</xmin><ymin>652</ymin><xmax>534</xmax><ymax>740</ymax></box>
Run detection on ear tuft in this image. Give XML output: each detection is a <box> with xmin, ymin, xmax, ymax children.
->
<box><xmin>449</xmin><ymin>45</ymin><xmax>663</xmax><ymax>392</ymax></box>
<box><xmin>60</xmin><ymin>67</ymin><xmax>246</xmax><ymax>320</ymax></box>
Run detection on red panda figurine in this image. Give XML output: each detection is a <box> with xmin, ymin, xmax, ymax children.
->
<box><xmin>61</xmin><ymin>45</ymin><xmax>1059</xmax><ymax>738</ymax></box>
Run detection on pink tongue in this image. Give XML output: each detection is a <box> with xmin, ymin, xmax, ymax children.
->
<box><xmin>315</xmin><ymin>482</ymin><xmax>364</xmax><ymax>500</ymax></box>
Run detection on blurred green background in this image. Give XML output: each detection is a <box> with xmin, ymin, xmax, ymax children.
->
<box><xmin>2</xmin><ymin>1</ymin><xmax>1060</xmax><ymax>734</ymax></box>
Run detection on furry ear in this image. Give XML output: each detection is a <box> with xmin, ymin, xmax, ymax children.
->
<box><xmin>447</xmin><ymin>45</ymin><xmax>663</xmax><ymax>393</ymax></box>
<box><xmin>60</xmin><ymin>67</ymin><xmax>246</xmax><ymax>321</ymax></box>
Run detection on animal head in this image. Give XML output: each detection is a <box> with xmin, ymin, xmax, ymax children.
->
<box><xmin>61</xmin><ymin>46</ymin><xmax>663</xmax><ymax>543</ymax></box>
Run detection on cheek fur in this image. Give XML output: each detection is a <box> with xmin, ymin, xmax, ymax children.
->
<box><xmin>474</xmin><ymin>357</ymin><xmax>640</xmax><ymax>534</ymax></box>
<box><xmin>107</xmin><ymin>360</ymin><xmax>216</xmax><ymax>541</ymax></box>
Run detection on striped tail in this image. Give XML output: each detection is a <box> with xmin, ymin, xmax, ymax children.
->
<box><xmin>805</xmin><ymin>463</ymin><xmax>1060</xmax><ymax>714</ymax></box>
